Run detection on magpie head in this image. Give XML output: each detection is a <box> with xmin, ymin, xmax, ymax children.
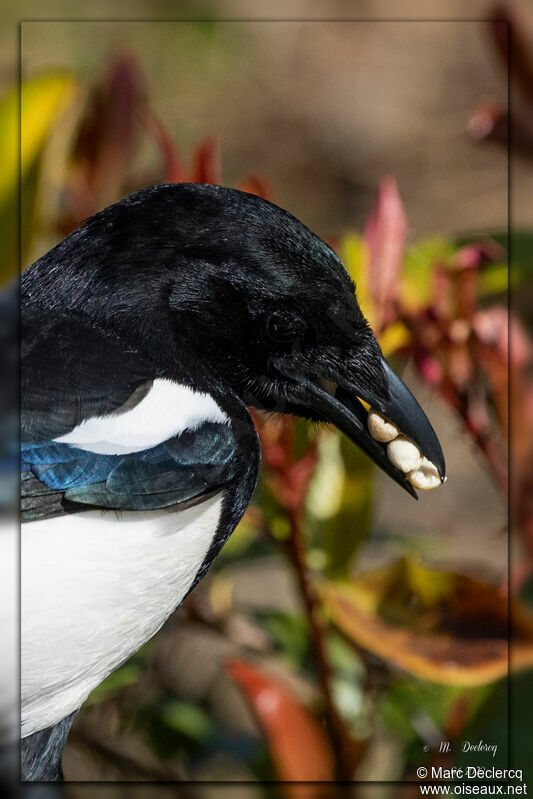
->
<box><xmin>49</xmin><ymin>183</ymin><xmax>445</xmax><ymax>496</ymax></box>
<box><xmin>143</xmin><ymin>183</ymin><xmax>444</xmax><ymax>497</ymax></box>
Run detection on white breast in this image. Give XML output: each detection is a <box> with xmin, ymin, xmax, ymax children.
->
<box><xmin>21</xmin><ymin>493</ymin><xmax>224</xmax><ymax>737</ymax></box>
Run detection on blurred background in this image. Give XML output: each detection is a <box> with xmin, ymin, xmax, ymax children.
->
<box><xmin>2</xmin><ymin>0</ymin><xmax>533</xmax><ymax>793</ymax></box>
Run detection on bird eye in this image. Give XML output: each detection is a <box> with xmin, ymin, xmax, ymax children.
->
<box><xmin>266</xmin><ymin>311</ymin><xmax>305</xmax><ymax>344</ymax></box>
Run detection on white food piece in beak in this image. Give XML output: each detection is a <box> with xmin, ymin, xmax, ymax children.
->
<box><xmin>387</xmin><ymin>435</ymin><xmax>422</xmax><ymax>473</ymax></box>
<box><xmin>407</xmin><ymin>457</ymin><xmax>442</xmax><ymax>490</ymax></box>
<box><xmin>367</xmin><ymin>410</ymin><xmax>399</xmax><ymax>443</ymax></box>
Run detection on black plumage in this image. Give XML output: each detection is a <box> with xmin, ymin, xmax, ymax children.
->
<box><xmin>21</xmin><ymin>183</ymin><xmax>445</xmax><ymax>782</ymax></box>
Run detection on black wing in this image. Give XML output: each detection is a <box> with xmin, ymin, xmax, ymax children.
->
<box><xmin>22</xmin><ymin>315</ymin><xmax>158</xmax><ymax>443</ymax></box>
<box><xmin>22</xmin><ymin>317</ymin><xmax>236</xmax><ymax>521</ymax></box>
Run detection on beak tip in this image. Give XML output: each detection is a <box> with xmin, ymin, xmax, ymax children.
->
<box><xmin>378</xmin><ymin>356</ymin><xmax>447</xmax><ymax>471</ymax></box>
<box><xmin>434</xmin><ymin>450</ymin><xmax>447</xmax><ymax>483</ymax></box>
<box><xmin>404</xmin><ymin>480</ymin><xmax>419</xmax><ymax>500</ymax></box>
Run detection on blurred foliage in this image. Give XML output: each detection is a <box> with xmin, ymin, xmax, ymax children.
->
<box><xmin>139</xmin><ymin>698</ymin><xmax>213</xmax><ymax>761</ymax></box>
<box><xmin>226</xmin><ymin>660</ymin><xmax>335</xmax><ymax>784</ymax></box>
<box><xmin>467</xmin><ymin>4</ymin><xmax>533</xmax><ymax>160</ymax></box>
<box><xmin>320</xmin><ymin>558</ymin><xmax>533</xmax><ymax>686</ymax></box>
<box><xmin>0</xmin><ymin>71</ymin><xmax>73</xmax><ymax>283</ymax></box>
<box><xmin>14</xmin><ymin>29</ymin><xmax>533</xmax><ymax>783</ymax></box>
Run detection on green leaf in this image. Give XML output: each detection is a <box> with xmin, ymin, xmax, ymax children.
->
<box><xmin>158</xmin><ymin>700</ymin><xmax>211</xmax><ymax>743</ymax></box>
<box><xmin>401</xmin><ymin>236</ymin><xmax>455</xmax><ymax>312</ymax></box>
<box><xmin>327</xmin><ymin>631</ymin><xmax>365</xmax><ymax>677</ymax></box>
<box><xmin>506</xmin><ymin>230</ymin><xmax>533</xmax><ymax>279</ymax></box>
<box><xmin>455</xmin><ymin>229</ymin><xmax>533</xmax><ymax>298</ymax></box>
<box><xmin>455</xmin><ymin>671</ymin><xmax>533</xmax><ymax>784</ymax></box>
<box><xmin>139</xmin><ymin>697</ymin><xmax>213</xmax><ymax>760</ymax></box>
<box><xmin>380</xmin><ymin>675</ymin><xmax>489</xmax><ymax>748</ymax></box>
<box><xmin>218</xmin><ymin>513</ymin><xmax>256</xmax><ymax>558</ymax></box>
<box><xmin>478</xmin><ymin>262</ymin><xmax>508</xmax><ymax>297</ymax></box>
<box><xmin>257</xmin><ymin>611</ymin><xmax>310</xmax><ymax>667</ymax></box>
<box><xmin>332</xmin><ymin>676</ymin><xmax>365</xmax><ymax>729</ymax></box>
<box><xmin>85</xmin><ymin>662</ymin><xmax>141</xmax><ymax>704</ymax></box>
<box><xmin>456</xmin><ymin>229</ymin><xmax>532</xmax><ymax>281</ymax></box>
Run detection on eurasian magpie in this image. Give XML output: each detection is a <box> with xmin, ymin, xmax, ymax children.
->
<box><xmin>21</xmin><ymin>183</ymin><xmax>445</xmax><ymax>780</ymax></box>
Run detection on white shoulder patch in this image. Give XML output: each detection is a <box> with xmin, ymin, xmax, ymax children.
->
<box><xmin>54</xmin><ymin>379</ymin><xmax>228</xmax><ymax>455</ymax></box>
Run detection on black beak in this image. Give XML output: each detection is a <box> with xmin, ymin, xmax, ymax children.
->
<box><xmin>283</xmin><ymin>355</ymin><xmax>446</xmax><ymax>499</ymax></box>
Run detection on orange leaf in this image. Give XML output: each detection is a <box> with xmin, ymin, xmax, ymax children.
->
<box><xmin>226</xmin><ymin>659</ymin><xmax>334</xmax><ymax>784</ymax></box>
<box><xmin>320</xmin><ymin>558</ymin><xmax>533</xmax><ymax>687</ymax></box>
<box><xmin>144</xmin><ymin>110</ymin><xmax>183</xmax><ymax>182</ymax></box>
<box><xmin>238</xmin><ymin>175</ymin><xmax>272</xmax><ymax>200</ymax></box>
<box><xmin>191</xmin><ymin>137</ymin><xmax>221</xmax><ymax>184</ymax></box>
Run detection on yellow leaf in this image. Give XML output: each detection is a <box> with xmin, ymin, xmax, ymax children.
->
<box><xmin>209</xmin><ymin>575</ymin><xmax>234</xmax><ymax>616</ymax></box>
<box><xmin>378</xmin><ymin>320</ymin><xmax>411</xmax><ymax>357</ymax></box>
<box><xmin>339</xmin><ymin>233</ymin><xmax>376</xmax><ymax>327</ymax></box>
<box><xmin>0</xmin><ymin>71</ymin><xmax>75</xmax><ymax>206</ymax></box>
<box><xmin>401</xmin><ymin>237</ymin><xmax>454</xmax><ymax>312</ymax></box>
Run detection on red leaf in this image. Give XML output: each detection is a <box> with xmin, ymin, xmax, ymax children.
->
<box><xmin>415</xmin><ymin>349</ymin><xmax>444</xmax><ymax>389</ymax></box>
<box><xmin>467</xmin><ymin>101</ymin><xmax>508</xmax><ymax>144</ymax></box>
<box><xmin>191</xmin><ymin>137</ymin><xmax>221</xmax><ymax>184</ymax></box>
<box><xmin>472</xmin><ymin>307</ymin><xmax>532</xmax><ymax>441</ymax></box>
<box><xmin>454</xmin><ymin>239</ymin><xmax>506</xmax><ymax>270</ymax></box>
<box><xmin>456</xmin><ymin>267</ymin><xmax>479</xmax><ymax>321</ymax></box>
<box><xmin>237</xmin><ymin>175</ymin><xmax>273</xmax><ymax>200</ymax></box>
<box><xmin>60</xmin><ymin>53</ymin><xmax>145</xmax><ymax>232</ymax></box>
<box><xmin>75</xmin><ymin>54</ymin><xmax>143</xmax><ymax>192</ymax></box>
<box><xmin>144</xmin><ymin>110</ymin><xmax>183</xmax><ymax>182</ymax></box>
<box><xmin>472</xmin><ymin>306</ymin><xmax>530</xmax><ymax>369</ymax></box>
<box><xmin>364</xmin><ymin>177</ymin><xmax>407</xmax><ymax>331</ymax></box>
<box><xmin>226</xmin><ymin>659</ymin><xmax>334</xmax><ymax>784</ymax></box>
<box><xmin>467</xmin><ymin>101</ymin><xmax>533</xmax><ymax>159</ymax></box>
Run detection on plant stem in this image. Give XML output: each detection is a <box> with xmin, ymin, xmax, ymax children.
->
<box><xmin>68</xmin><ymin>723</ymin><xmax>189</xmax><ymax>782</ymax></box>
<box><xmin>256</xmin><ymin>416</ymin><xmax>362</xmax><ymax>778</ymax></box>
<box><xmin>284</xmin><ymin>506</ymin><xmax>357</xmax><ymax>781</ymax></box>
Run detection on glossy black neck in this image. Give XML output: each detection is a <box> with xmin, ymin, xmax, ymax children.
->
<box><xmin>188</xmin><ymin>394</ymin><xmax>261</xmax><ymax>593</ymax></box>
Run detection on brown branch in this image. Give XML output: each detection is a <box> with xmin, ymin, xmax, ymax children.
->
<box><xmin>465</xmin><ymin>421</ymin><xmax>508</xmax><ymax>495</ymax></box>
<box><xmin>283</xmin><ymin>505</ymin><xmax>363</xmax><ymax>781</ymax></box>
<box><xmin>253</xmin><ymin>417</ymin><xmax>363</xmax><ymax>779</ymax></box>
<box><xmin>440</xmin><ymin>381</ymin><xmax>508</xmax><ymax>495</ymax></box>
<box><xmin>68</xmin><ymin>723</ymin><xmax>189</xmax><ymax>782</ymax></box>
